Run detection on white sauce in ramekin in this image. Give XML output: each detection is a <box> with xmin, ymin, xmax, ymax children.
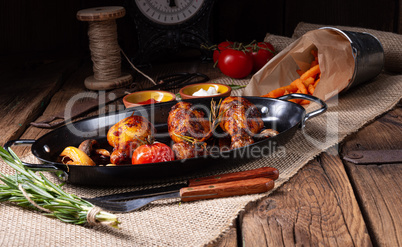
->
<box><xmin>192</xmin><ymin>87</ymin><xmax>219</xmax><ymax>96</ymax></box>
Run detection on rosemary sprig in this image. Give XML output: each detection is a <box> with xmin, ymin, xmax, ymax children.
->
<box><xmin>209</xmin><ymin>98</ymin><xmax>231</xmax><ymax>135</ymax></box>
<box><xmin>0</xmin><ymin>147</ymin><xmax>120</xmax><ymax>228</ymax></box>
<box><xmin>227</xmin><ymin>84</ymin><xmax>246</xmax><ymax>90</ymax></box>
<box><xmin>209</xmin><ymin>98</ymin><xmax>222</xmax><ymax>131</ymax></box>
<box><xmin>172</xmin><ymin>132</ymin><xmax>207</xmax><ymax>148</ymax></box>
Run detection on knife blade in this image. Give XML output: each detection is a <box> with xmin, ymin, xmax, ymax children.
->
<box><xmin>86</xmin><ymin>177</ymin><xmax>275</xmax><ymax>212</ymax></box>
<box><xmin>86</xmin><ymin>167</ymin><xmax>279</xmax><ymax>202</ymax></box>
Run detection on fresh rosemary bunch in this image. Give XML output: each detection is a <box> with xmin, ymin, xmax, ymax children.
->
<box><xmin>0</xmin><ymin>147</ymin><xmax>120</xmax><ymax>228</ymax></box>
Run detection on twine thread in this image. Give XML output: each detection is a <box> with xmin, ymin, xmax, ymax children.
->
<box><xmin>88</xmin><ymin>20</ymin><xmax>121</xmax><ymax>80</ymax></box>
<box><xmin>120</xmin><ymin>48</ymin><xmax>157</xmax><ymax>85</ymax></box>
<box><xmin>86</xmin><ymin>206</ymin><xmax>102</xmax><ymax>226</ymax></box>
<box><xmin>87</xmin><ymin>19</ymin><xmax>157</xmax><ymax>86</ymax></box>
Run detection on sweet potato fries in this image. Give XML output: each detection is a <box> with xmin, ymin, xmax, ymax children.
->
<box><xmin>262</xmin><ymin>49</ymin><xmax>321</xmax><ymax>105</ymax></box>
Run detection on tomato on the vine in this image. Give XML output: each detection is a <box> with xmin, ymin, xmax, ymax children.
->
<box><xmin>132</xmin><ymin>142</ymin><xmax>174</xmax><ymax>165</ymax></box>
<box><xmin>248</xmin><ymin>42</ymin><xmax>275</xmax><ymax>72</ymax></box>
<box><xmin>213</xmin><ymin>41</ymin><xmax>234</xmax><ymax>66</ymax></box>
<box><xmin>218</xmin><ymin>48</ymin><xmax>253</xmax><ymax>79</ymax></box>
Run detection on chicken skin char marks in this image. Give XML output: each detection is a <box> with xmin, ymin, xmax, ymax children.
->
<box><xmin>107</xmin><ymin>115</ymin><xmax>155</xmax><ymax>164</ymax></box>
<box><xmin>168</xmin><ymin>102</ymin><xmax>211</xmax><ymax>160</ymax></box>
<box><xmin>168</xmin><ymin>98</ymin><xmax>267</xmax><ymax>159</ymax></box>
<box><xmin>171</xmin><ymin>141</ymin><xmax>207</xmax><ymax>160</ymax></box>
<box><xmin>219</xmin><ymin>97</ymin><xmax>264</xmax><ymax>149</ymax></box>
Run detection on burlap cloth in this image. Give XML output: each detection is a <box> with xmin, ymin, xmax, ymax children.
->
<box><xmin>1</xmin><ymin>23</ymin><xmax>401</xmax><ymax>246</ymax></box>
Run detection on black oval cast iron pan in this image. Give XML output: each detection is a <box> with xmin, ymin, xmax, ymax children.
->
<box><xmin>4</xmin><ymin>94</ymin><xmax>326</xmax><ymax>187</ymax></box>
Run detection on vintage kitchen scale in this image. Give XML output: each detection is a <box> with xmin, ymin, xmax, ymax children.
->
<box><xmin>125</xmin><ymin>0</ymin><xmax>216</xmax><ymax>65</ymax></box>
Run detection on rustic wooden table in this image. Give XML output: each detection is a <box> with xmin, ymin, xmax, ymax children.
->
<box><xmin>1</xmin><ymin>56</ymin><xmax>400</xmax><ymax>246</ymax></box>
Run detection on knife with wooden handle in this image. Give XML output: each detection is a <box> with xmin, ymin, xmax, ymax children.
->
<box><xmin>86</xmin><ymin>167</ymin><xmax>279</xmax><ymax>202</ymax></box>
<box><xmin>84</xmin><ymin>167</ymin><xmax>279</xmax><ymax>212</ymax></box>
<box><xmin>180</xmin><ymin>177</ymin><xmax>274</xmax><ymax>202</ymax></box>
<box><xmin>86</xmin><ymin>177</ymin><xmax>275</xmax><ymax>212</ymax></box>
<box><xmin>188</xmin><ymin>166</ymin><xmax>279</xmax><ymax>186</ymax></box>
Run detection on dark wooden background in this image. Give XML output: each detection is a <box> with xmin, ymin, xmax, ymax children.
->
<box><xmin>0</xmin><ymin>0</ymin><xmax>401</xmax><ymax>60</ymax></box>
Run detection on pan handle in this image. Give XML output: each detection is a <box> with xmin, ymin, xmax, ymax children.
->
<box><xmin>3</xmin><ymin>139</ymin><xmax>69</xmax><ymax>181</ymax></box>
<box><xmin>277</xmin><ymin>93</ymin><xmax>327</xmax><ymax>127</ymax></box>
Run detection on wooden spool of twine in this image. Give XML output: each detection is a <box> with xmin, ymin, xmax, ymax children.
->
<box><xmin>77</xmin><ymin>6</ymin><xmax>132</xmax><ymax>90</ymax></box>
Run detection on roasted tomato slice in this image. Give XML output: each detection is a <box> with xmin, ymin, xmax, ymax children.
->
<box><xmin>132</xmin><ymin>142</ymin><xmax>175</xmax><ymax>165</ymax></box>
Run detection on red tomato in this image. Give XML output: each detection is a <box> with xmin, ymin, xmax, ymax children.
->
<box><xmin>213</xmin><ymin>41</ymin><xmax>233</xmax><ymax>65</ymax></box>
<box><xmin>132</xmin><ymin>142</ymin><xmax>174</xmax><ymax>165</ymax></box>
<box><xmin>218</xmin><ymin>48</ymin><xmax>253</xmax><ymax>79</ymax></box>
<box><xmin>249</xmin><ymin>42</ymin><xmax>275</xmax><ymax>72</ymax></box>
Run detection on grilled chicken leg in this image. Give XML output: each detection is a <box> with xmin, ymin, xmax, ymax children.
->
<box><xmin>168</xmin><ymin>101</ymin><xmax>211</xmax><ymax>159</ymax></box>
<box><xmin>107</xmin><ymin>115</ymin><xmax>154</xmax><ymax>164</ymax></box>
<box><xmin>219</xmin><ymin>97</ymin><xmax>264</xmax><ymax>149</ymax></box>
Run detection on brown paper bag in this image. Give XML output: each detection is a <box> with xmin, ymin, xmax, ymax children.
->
<box><xmin>293</xmin><ymin>22</ymin><xmax>402</xmax><ymax>73</ymax></box>
<box><xmin>244</xmin><ymin>28</ymin><xmax>355</xmax><ymax>101</ymax></box>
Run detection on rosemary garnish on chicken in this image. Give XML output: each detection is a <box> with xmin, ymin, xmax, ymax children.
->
<box><xmin>172</xmin><ymin>99</ymin><xmax>228</xmax><ymax>144</ymax></box>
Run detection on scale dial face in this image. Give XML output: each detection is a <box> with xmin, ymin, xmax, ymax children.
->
<box><xmin>135</xmin><ymin>0</ymin><xmax>205</xmax><ymax>25</ymax></box>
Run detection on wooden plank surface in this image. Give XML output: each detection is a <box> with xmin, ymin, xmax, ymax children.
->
<box><xmin>207</xmin><ymin>222</ymin><xmax>239</xmax><ymax>247</ymax></box>
<box><xmin>0</xmin><ymin>58</ymin><xmax>80</xmax><ymax>146</ymax></box>
<box><xmin>14</xmin><ymin>60</ymin><xmax>101</xmax><ymax>157</ymax></box>
<box><xmin>341</xmin><ymin>103</ymin><xmax>402</xmax><ymax>247</ymax></box>
<box><xmin>235</xmin><ymin>148</ymin><xmax>372</xmax><ymax>246</ymax></box>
